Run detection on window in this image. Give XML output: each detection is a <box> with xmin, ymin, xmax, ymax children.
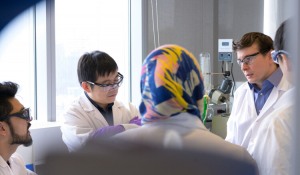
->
<box><xmin>0</xmin><ymin>0</ymin><xmax>137</xmax><ymax>122</ymax></box>
<box><xmin>0</xmin><ymin>7</ymin><xmax>36</xmax><ymax>118</ymax></box>
<box><xmin>55</xmin><ymin>0</ymin><xmax>130</xmax><ymax>121</ymax></box>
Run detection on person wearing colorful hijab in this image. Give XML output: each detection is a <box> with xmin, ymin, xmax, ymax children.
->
<box><xmin>113</xmin><ymin>45</ymin><xmax>258</xmax><ymax>171</ymax></box>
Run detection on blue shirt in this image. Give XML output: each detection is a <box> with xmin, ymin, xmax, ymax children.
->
<box><xmin>84</xmin><ymin>91</ymin><xmax>114</xmax><ymax>126</ymax></box>
<box><xmin>248</xmin><ymin>68</ymin><xmax>283</xmax><ymax>115</ymax></box>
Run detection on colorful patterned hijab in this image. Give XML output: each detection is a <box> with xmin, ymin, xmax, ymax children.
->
<box><xmin>140</xmin><ymin>45</ymin><xmax>204</xmax><ymax>124</ymax></box>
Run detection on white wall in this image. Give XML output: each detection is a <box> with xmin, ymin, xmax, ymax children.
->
<box><xmin>30</xmin><ymin>123</ymin><xmax>69</xmax><ymax>165</ymax></box>
<box><xmin>15</xmin><ymin>123</ymin><xmax>68</xmax><ymax>174</ymax></box>
<box><xmin>145</xmin><ymin>0</ymin><xmax>264</xmax><ymax>87</ymax></box>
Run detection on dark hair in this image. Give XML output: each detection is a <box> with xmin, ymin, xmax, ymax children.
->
<box><xmin>274</xmin><ymin>19</ymin><xmax>290</xmax><ymax>62</ymax></box>
<box><xmin>233</xmin><ymin>32</ymin><xmax>274</xmax><ymax>56</ymax></box>
<box><xmin>0</xmin><ymin>81</ymin><xmax>19</xmax><ymax>120</ymax></box>
<box><xmin>77</xmin><ymin>51</ymin><xmax>118</xmax><ymax>88</ymax></box>
<box><xmin>274</xmin><ymin>21</ymin><xmax>285</xmax><ymax>51</ymax></box>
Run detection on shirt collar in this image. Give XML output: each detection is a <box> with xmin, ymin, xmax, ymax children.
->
<box><xmin>266</xmin><ymin>67</ymin><xmax>282</xmax><ymax>87</ymax></box>
<box><xmin>84</xmin><ymin>91</ymin><xmax>114</xmax><ymax>111</ymax></box>
<box><xmin>248</xmin><ymin>67</ymin><xmax>283</xmax><ymax>89</ymax></box>
<box><xmin>0</xmin><ymin>155</ymin><xmax>8</xmax><ymax>168</ymax></box>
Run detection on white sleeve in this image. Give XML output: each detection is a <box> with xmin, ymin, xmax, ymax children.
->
<box><xmin>225</xmin><ymin>118</ymin><xmax>234</xmax><ymax>142</ymax></box>
<box><xmin>11</xmin><ymin>153</ymin><xmax>38</xmax><ymax>175</ymax></box>
<box><xmin>225</xmin><ymin>86</ymin><xmax>243</xmax><ymax>144</ymax></box>
<box><xmin>128</xmin><ymin>101</ymin><xmax>141</xmax><ymax>118</ymax></box>
<box><xmin>60</xmin><ymin>107</ymin><xmax>94</xmax><ymax>152</ymax></box>
<box><xmin>121</xmin><ymin>101</ymin><xmax>142</xmax><ymax>131</ymax></box>
<box><xmin>257</xmin><ymin>110</ymin><xmax>293</xmax><ymax>175</ymax></box>
<box><xmin>225</xmin><ymin>94</ymin><xmax>238</xmax><ymax>143</ymax></box>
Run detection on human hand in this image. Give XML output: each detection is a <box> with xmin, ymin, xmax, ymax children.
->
<box><xmin>91</xmin><ymin>125</ymin><xmax>124</xmax><ymax>139</ymax></box>
<box><xmin>129</xmin><ymin>116</ymin><xmax>142</xmax><ymax>126</ymax></box>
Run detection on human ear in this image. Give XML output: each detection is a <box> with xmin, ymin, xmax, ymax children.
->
<box><xmin>82</xmin><ymin>82</ymin><xmax>91</xmax><ymax>93</ymax></box>
<box><xmin>281</xmin><ymin>54</ymin><xmax>291</xmax><ymax>72</ymax></box>
<box><xmin>267</xmin><ymin>50</ymin><xmax>274</xmax><ymax>62</ymax></box>
<box><xmin>0</xmin><ymin>122</ymin><xmax>7</xmax><ymax>136</ymax></box>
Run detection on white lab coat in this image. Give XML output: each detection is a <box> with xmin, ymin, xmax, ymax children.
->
<box><xmin>0</xmin><ymin>153</ymin><xmax>37</xmax><ymax>175</ymax></box>
<box><xmin>61</xmin><ymin>93</ymin><xmax>141</xmax><ymax>152</ymax></box>
<box><xmin>250</xmin><ymin>87</ymin><xmax>294</xmax><ymax>175</ymax></box>
<box><xmin>114</xmin><ymin>112</ymin><xmax>258</xmax><ymax>171</ymax></box>
<box><xmin>225</xmin><ymin>77</ymin><xmax>291</xmax><ymax>149</ymax></box>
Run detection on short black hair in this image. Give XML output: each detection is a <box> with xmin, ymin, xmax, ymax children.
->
<box><xmin>77</xmin><ymin>51</ymin><xmax>118</xmax><ymax>88</ymax></box>
<box><xmin>233</xmin><ymin>32</ymin><xmax>274</xmax><ymax>56</ymax></box>
<box><xmin>274</xmin><ymin>19</ymin><xmax>291</xmax><ymax>60</ymax></box>
<box><xmin>0</xmin><ymin>81</ymin><xmax>19</xmax><ymax>120</ymax></box>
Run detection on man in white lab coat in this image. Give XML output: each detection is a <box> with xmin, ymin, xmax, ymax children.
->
<box><xmin>226</xmin><ymin>32</ymin><xmax>291</xmax><ymax>150</ymax></box>
<box><xmin>0</xmin><ymin>81</ymin><xmax>37</xmax><ymax>175</ymax></box>
<box><xmin>250</xmin><ymin>19</ymin><xmax>295</xmax><ymax>175</ymax></box>
<box><xmin>61</xmin><ymin>51</ymin><xmax>141</xmax><ymax>152</ymax></box>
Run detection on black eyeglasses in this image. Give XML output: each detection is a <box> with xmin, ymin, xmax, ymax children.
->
<box><xmin>0</xmin><ymin>108</ymin><xmax>31</xmax><ymax>121</ymax></box>
<box><xmin>237</xmin><ymin>49</ymin><xmax>269</xmax><ymax>66</ymax></box>
<box><xmin>87</xmin><ymin>72</ymin><xmax>123</xmax><ymax>91</ymax></box>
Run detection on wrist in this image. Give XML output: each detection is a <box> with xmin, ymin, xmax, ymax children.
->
<box><xmin>118</xmin><ymin>125</ymin><xmax>125</xmax><ymax>131</ymax></box>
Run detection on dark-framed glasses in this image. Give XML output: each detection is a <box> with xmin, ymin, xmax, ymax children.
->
<box><xmin>271</xmin><ymin>50</ymin><xmax>289</xmax><ymax>64</ymax></box>
<box><xmin>87</xmin><ymin>72</ymin><xmax>124</xmax><ymax>91</ymax></box>
<box><xmin>236</xmin><ymin>49</ymin><xmax>269</xmax><ymax>66</ymax></box>
<box><xmin>0</xmin><ymin>108</ymin><xmax>31</xmax><ymax>121</ymax></box>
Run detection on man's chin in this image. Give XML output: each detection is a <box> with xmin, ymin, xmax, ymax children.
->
<box><xmin>246</xmin><ymin>78</ymin><xmax>254</xmax><ymax>84</ymax></box>
<box><xmin>23</xmin><ymin>139</ymin><xmax>33</xmax><ymax>147</ymax></box>
<box><xmin>11</xmin><ymin>135</ymin><xmax>33</xmax><ymax>147</ymax></box>
<box><xmin>22</xmin><ymin>135</ymin><xmax>33</xmax><ymax>147</ymax></box>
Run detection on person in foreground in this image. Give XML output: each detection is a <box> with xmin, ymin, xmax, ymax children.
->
<box><xmin>113</xmin><ymin>45</ymin><xmax>258</xmax><ymax>173</ymax></box>
<box><xmin>250</xmin><ymin>19</ymin><xmax>295</xmax><ymax>175</ymax></box>
<box><xmin>61</xmin><ymin>50</ymin><xmax>141</xmax><ymax>152</ymax></box>
<box><xmin>0</xmin><ymin>81</ymin><xmax>37</xmax><ymax>175</ymax></box>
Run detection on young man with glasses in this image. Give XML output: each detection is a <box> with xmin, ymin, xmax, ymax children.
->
<box><xmin>250</xmin><ymin>20</ymin><xmax>294</xmax><ymax>175</ymax></box>
<box><xmin>61</xmin><ymin>51</ymin><xmax>141</xmax><ymax>152</ymax></box>
<box><xmin>0</xmin><ymin>81</ymin><xmax>36</xmax><ymax>174</ymax></box>
<box><xmin>225</xmin><ymin>32</ymin><xmax>290</xmax><ymax>152</ymax></box>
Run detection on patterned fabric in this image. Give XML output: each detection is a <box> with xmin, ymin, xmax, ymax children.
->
<box><xmin>140</xmin><ymin>45</ymin><xmax>204</xmax><ymax>124</ymax></box>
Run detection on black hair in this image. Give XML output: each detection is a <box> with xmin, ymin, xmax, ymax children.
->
<box><xmin>233</xmin><ymin>32</ymin><xmax>274</xmax><ymax>56</ymax></box>
<box><xmin>77</xmin><ymin>51</ymin><xmax>118</xmax><ymax>88</ymax></box>
<box><xmin>0</xmin><ymin>81</ymin><xmax>19</xmax><ymax>120</ymax></box>
<box><xmin>274</xmin><ymin>19</ymin><xmax>290</xmax><ymax>62</ymax></box>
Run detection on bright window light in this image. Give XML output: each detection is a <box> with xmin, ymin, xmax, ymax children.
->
<box><xmin>0</xmin><ymin>8</ymin><xmax>36</xmax><ymax>118</ymax></box>
<box><xmin>55</xmin><ymin>0</ymin><xmax>129</xmax><ymax>121</ymax></box>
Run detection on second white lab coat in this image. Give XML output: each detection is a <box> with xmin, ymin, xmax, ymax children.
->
<box><xmin>114</xmin><ymin>113</ymin><xmax>258</xmax><ymax>172</ymax></box>
<box><xmin>250</xmin><ymin>87</ymin><xmax>294</xmax><ymax>175</ymax></box>
<box><xmin>0</xmin><ymin>153</ymin><xmax>37</xmax><ymax>175</ymax></box>
<box><xmin>225</xmin><ymin>77</ymin><xmax>291</xmax><ymax>149</ymax></box>
<box><xmin>61</xmin><ymin>93</ymin><xmax>141</xmax><ymax>152</ymax></box>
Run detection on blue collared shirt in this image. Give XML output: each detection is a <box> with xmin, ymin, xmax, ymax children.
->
<box><xmin>84</xmin><ymin>91</ymin><xmax>114</xmax><ymax>126</ymax></box>
<box><xmin>248</xmin><ymin>68</ymin><xmax>283</xmax><ymax>115</ymax></box>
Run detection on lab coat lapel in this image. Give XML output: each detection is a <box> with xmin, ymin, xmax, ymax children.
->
<box><xmin>259</xmin><ymin>78</ymin><xmax>290</xmax><ymax>118</ymax></box>
<box><xmin>240</xmin><ymin>86</ymin><xmax>256</xmax><ymax>148</ymax></box>
<box><xmin>80</xmin><ymin>93</ymin><xmax>109</xmax><ymax>126</ymax></box>
<box><xmin>246</xmin><ymin>86</ymin><xmax>257</xmax><ymax>118</ymax></box>
<box><xmin>9</xmin><ymin>157</ymin><xmax>20</xmax><ymax>175</ymax></box>
<box><xmin>112</xmin><ymin>101</ymin><xmax>124</xmax><ymax>125</ymax></box>
<box><xmin>274</xmin><ymin>87</ymin><xmax>294</xmax><ymax>109</ymax></box>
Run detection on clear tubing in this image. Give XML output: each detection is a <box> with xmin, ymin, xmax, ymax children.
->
<box><xmin>200</xmin><ymin>52</ymin><xmax>212</xmax><ymax>95</ymax></box>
